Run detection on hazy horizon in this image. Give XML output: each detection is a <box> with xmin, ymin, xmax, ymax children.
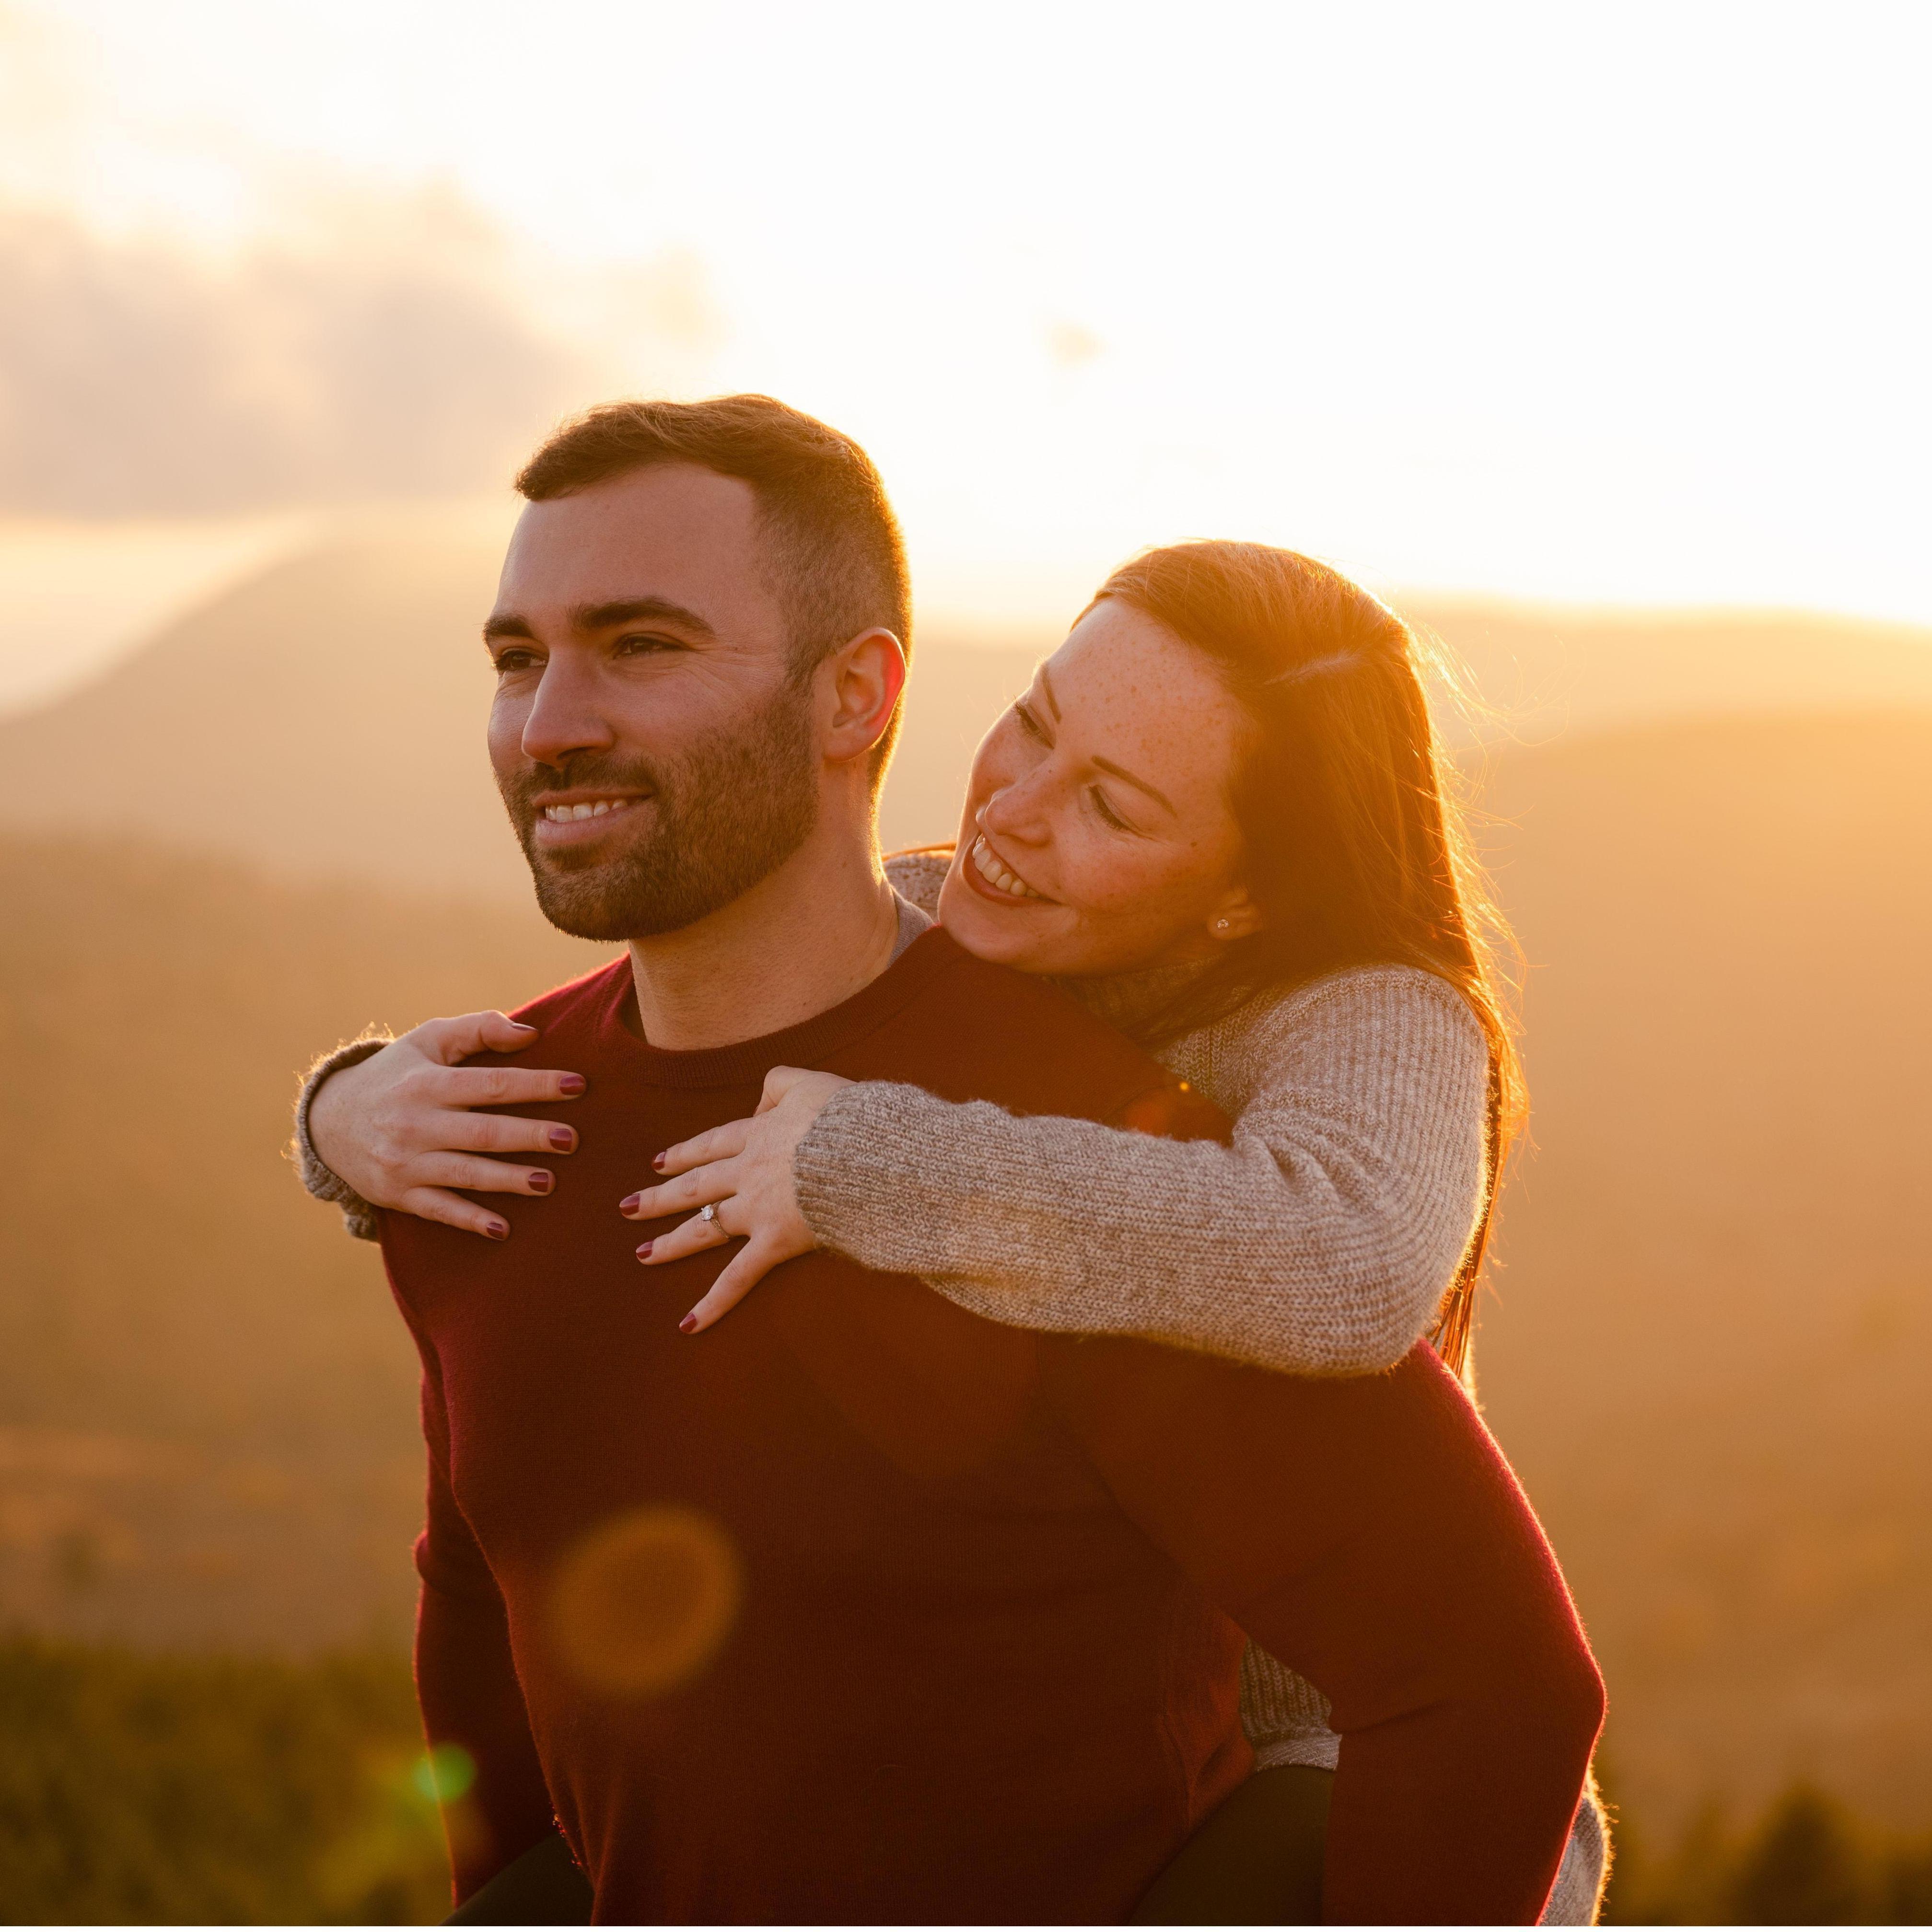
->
<box><xmin>8</xmin><ymin>506</ymin><xmax>1932</xmax><ymax>719</ymax></box>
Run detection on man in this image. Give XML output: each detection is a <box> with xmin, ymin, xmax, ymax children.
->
<box><xmin>366</xmin><ymin>396</ymin><xmax>1601</xmax><ymax>1922</ymax></box>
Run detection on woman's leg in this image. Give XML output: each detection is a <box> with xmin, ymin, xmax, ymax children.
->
<box><xmin>1129</xmin><ymin>1765</ymin><xmax>1334</xmax><ymax>1925</ymax></box>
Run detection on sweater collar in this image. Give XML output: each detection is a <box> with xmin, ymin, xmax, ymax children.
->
<box><xmin>1052</xmin><ymin>955</ymin><xmax>1216</xmax><ymax>1042</ymax></box>
<box><xmin>596</xmin><ymin>923</ymin><xmax>965</xmax><ymax>1089</ymax></box>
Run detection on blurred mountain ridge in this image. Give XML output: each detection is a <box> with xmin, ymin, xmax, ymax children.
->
<box><xmin>3</xmin><ymin>536</ymin><xmax>1931</xmax><ymax>899</ymax></box>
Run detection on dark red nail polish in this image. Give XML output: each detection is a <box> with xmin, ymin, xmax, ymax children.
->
<box><xmin>527</xmin><ymin>1170</ymin><xmax>553</xmax><ymax>1194</ymax></box>
<box><xmin>636</xmin><ymin>1241</ymin><xmax>653</xmax><ymax>1260</ymax></box>
<box><xmin>549</xmin><ymin>1125</ymin><xmax>575</xmax><ymax>1151</ymax></box>
<box><xmin>559</xmin><ymin>1074</ymin><xmax>587</xmax><ymax>1096</ymax></box>
<box><xmin>652</xmin><ymin>1151</ymin><xmax>667</xmax><ymax>1171</ymax></box>
<box><xmin>485</xmin><ymin>1220</ymin><xmax>509</xmax><ymax>1240</ymax></box>
<box><xmin>679</xmin><ymin>1313</ymin><xmax>698</xmax><ymax>1334</ymax></box>
<box><xmin>619</xmin><ymin>1192</ymin><xmax>641</xmax><ymax>1213</ymax></box>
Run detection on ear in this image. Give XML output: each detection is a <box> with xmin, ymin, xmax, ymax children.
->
<box><xmin>1205</xmin><ymin>887</ymin><xmax>1264</xmax><ymax>945</ymax></box>
<box><xmin>820</xmin><ymin>628</ymin><xmax>908</xmax><ymax>768</ymax></box>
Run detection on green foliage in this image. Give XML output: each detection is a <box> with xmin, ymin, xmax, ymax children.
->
<box><xmin>1602</xmin><ymin>1777</ymin><xmax>1932</xmax><ymax>1925</ymax></box>
<box><xmin>0</xmin><ymin>1636</ymin><xmax>450</xmax><ymax>1924</ymax></box>
<box><xmin>7</xmin><ymin>1631</ymin><xmax>1932</xmax><ymax>1927</ymax></box>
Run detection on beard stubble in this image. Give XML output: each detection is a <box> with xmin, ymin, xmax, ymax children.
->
<box><xmin>499</xmin><ymin>676</ymin><xmax>821</xmax><ymax>943</ymax></box>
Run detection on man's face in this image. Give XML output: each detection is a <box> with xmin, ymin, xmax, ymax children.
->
<box><xmin>484</xmin><ymin>464</ymin><xmax>821</xmax><ymax>942</ymax></box>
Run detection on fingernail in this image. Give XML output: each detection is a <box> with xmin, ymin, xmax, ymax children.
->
<box><xmin>485</xmin><ymin>1219</ymin><xmax>509</xmax><ymax>1240</ymax></box>
<box><xmin>527</xmin><ymin>1171</ymin><xmax>553</xmax><ymax>1194</ymax></box>
<box><xmin>636</xmin><ymin>1241</ymin><xmax>654</xmax><ymax>1260</ymax></box>
<box><xmin>559</xmin><ymin>1074</ymin><xmax>587</xmax><ymax>1096</ymax></box>
<box><xmin>652</xmin><ymin>1151</ymin><xmax>667</xmax><ymax>1172</ymax></box>
<box><xmin>510</xmin><ymin>1020</ymin><xmax>537</xmax><ymax>1032</ymax></box>
<box><xmin>679</xmin><ymin>1313</ymin><xmax>698</xmax><ymax>1334</ymax></box>
<box><xmin>549</xmin><ymin>1126</ymin><xmax>575</xmax><ymax>1151</ymax></box>
<box><xmin>619</xmin><ymin>1192</ymin><xmax>642</xmax><ymax>1213</ymax></box>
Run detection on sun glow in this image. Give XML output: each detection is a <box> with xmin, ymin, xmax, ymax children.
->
<box><xmin>3</xmin><ymin>0</ymin><xmax>1929</xmax><ymax>683</ymax></box>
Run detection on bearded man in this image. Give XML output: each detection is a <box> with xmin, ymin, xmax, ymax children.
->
<box><xmin>301</xmin><ymin>396</ymin><xmax>1601</xmax><ymax>1923</ymax></box>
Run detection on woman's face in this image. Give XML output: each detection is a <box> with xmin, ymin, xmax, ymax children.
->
<box><xmin>937</xmin><ymin>600</ymin><xmax>1260</xmax><ymax>977</ymax></box>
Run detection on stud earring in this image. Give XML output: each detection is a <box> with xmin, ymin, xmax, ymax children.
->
<box><xmin>1214</xmin><ymin>917</ymin><xmax>1231</xmax><ymax>932</ymax></box>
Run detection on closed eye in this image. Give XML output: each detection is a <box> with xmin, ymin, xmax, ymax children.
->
<box><xmin>1090</xmin><ymin>786</ymin><xmax>1136</xmax><ymax>833</ymax></box>
<box><xmin>1013</xmin><ymin>698</ymin><xmax>1050</xmax><ymax>743</ymax></box>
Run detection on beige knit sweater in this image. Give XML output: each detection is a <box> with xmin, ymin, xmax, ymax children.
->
<box><xmin>292</xmin><ymin>850</ymin><xmax>1605</xmax><ymax>1921</ymax></box>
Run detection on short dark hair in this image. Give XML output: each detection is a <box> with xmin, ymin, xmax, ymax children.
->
<box><xmin>516</xmin><ymin>395</ymin><xmax>912</xmax><ymax>774</ymax></box>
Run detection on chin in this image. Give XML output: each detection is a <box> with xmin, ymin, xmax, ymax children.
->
<box><xmin>935</xmin><ymin>871</ymin><xmax>1055</xmax><ymax>971</ymax></box>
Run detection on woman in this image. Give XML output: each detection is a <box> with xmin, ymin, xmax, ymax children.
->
<box><xmin>298</xmin><ymin>541</ymin><xmax>1605</xmax><ymax>1922</ymax></box>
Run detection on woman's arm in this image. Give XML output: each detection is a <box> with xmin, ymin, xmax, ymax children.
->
<box><xmin>797</xmin><ymin>967</ymin><xmax>1490</xmax><ymax>1376</ymax></box>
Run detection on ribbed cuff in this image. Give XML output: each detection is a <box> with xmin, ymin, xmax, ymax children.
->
<box><xmin>291</xmin><ymin>1033</ymin><xmax>392</xmax><ymax>1242</ymax></box>
<box><xmin>791</xmin><ymin>1080</ymin><xmax>939</xmax><ymax>1269</ymax></box>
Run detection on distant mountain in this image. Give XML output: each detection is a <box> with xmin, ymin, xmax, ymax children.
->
<box><xmin>1403</xmin><ymin>596</ymin><xmax>1932</xmax><ymax>743</ymax></box>
<box><xmin>1</xmin><ymin>710</ymin><xmax>1927</xmax><ymax>1831</ymax></box>
<box><xmin>2</xmin><ymin>537</ymin><xmax>1929</xmax><ymax>900</ymax></box>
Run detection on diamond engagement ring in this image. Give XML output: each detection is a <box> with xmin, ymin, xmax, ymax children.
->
<box><xmin>700</xmin><ymin>1202</ymin><xmax>721</xmax><ymax>1225</ymax></box>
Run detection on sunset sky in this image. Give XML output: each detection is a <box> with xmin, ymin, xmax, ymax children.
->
<box><xmin>2</xmin><ymin>0</ymin><xmax>1929</xmax><ymax>706</ymax></box>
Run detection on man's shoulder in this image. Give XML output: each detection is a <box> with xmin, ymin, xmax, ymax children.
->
<box><xmin>506</xmin><ymin>955</ymin><xmax>630</xmax><ymax>1034</ymax></box>
<box><xmin>885</xmin><ymin>932</ymin><xmax>1223</xmax><ymax>1135</ymax></box>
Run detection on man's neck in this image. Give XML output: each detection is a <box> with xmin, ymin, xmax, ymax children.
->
<box><xmin>625</xmin><ymin>818</ymin><xmax>901</xmax><ymax>1050</ymax></box>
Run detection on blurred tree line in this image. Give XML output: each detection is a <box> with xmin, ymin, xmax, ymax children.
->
<box><xmin>0</xmin><ymin>1638</ymin><xmax>450</xmax><ymax>1922</ymax></box>
<box><xmin>3</xmin><ymin>1635</ymin><xmax>1931</xmax><ymax>1924</ymax></box>
<box><xmin>1599</xmin><ymin>1766</ymin><xmax>1932</xmax><ymax>1924</ymax></box>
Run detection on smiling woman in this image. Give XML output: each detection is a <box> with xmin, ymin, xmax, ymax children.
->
<box><xmin>631</xmin><ymin>545</ymin><xmax>1603</xmax><ymax>1915</ymax></box>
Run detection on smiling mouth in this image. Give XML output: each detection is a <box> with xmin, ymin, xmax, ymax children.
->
<box><xmin>540</xmin><ymin>797</ymin><xmax>644</xmax><ymax>825</ymax></box>
<box><xmin>970</xmin><ymin>835</ymin><xmax>1048</xmax><ymax>901</ymax></box>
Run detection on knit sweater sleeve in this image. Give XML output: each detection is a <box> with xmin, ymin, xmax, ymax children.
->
<box><xmin>792</xmin><ymin>966</ymin><xmax>1490</xmax><ymax>1378</ymax></box>
<box><xmin>290</xmin><ymin>1033</ymin><xmax>393</xmax><ymax>1241</ymax></box>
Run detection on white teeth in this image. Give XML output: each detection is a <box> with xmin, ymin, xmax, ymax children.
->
<box><xmin>972</xmin><ymin>835</ymin><xmax>1043</xmax><ymax>901</ymax></box>
<box><xmin>544</xmin><ymin>799</ymin><xmax>632</xmax><ymax>824</ymax></box>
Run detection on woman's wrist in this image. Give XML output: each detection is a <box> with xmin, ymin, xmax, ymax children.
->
<box><xmin>292</xmin><ymin>1033</ymin><xmax>392</xmax><ymax>1233</ymax></box>
<box><xmin>791</xmin><ymin>1081</ymin><xmax>943</xmax><ymax>1264</ymax></box>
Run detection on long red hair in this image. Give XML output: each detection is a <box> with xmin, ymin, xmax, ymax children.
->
<box><xmin>1088</xmin><ymin>541</ymin><xmax>1524</xmax><ymax>1382</ymax></box>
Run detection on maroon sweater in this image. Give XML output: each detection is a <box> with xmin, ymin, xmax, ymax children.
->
<box><xmin>381</xmin><ymin>931</ymin><xmax>1602</xmax><ymax>1924</ymax></box>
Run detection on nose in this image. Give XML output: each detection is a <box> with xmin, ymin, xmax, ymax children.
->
<box><xmin>978</xmin><ymin>765</ymin><xmax>1054</xmax><ymax>848</ymax></box>
<box><xmin>518</xmin><ymin>652</ymin><xmax>616</xmax><ymax>769</ymax></box>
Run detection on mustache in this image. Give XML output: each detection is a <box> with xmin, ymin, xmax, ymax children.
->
<box><xmin>500</xmin><ymin>754</ymin><xmax>665</xmax><ymax>816</ymax></box>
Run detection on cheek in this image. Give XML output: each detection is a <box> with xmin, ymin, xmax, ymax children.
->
<box><xmin>1061</xmin><ymin>834</ymin><xmax>1207</xmax><ymax>920</ymax></box>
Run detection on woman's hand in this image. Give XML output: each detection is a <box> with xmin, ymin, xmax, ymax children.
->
<box><xmin>306</xmin><ymin>1012</ymin><xmax>588</xmax><ymax>1238</ymax></box>
<box><xmin>623</xmin><ymin>1066</ymin><xmax>852</xmax><ymax>1332</ymax></box>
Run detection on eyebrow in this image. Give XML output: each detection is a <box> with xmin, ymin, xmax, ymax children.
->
<box><xmin>482</xmin><ymin>595</ymin><xmax>719</xmax><ymax>647</ymax></box>
<box><xmin>1093</xmin><ymin>756</ymin><xmax>1178</xmax><ymax>817</ymax></box>
<box><xmin>1034</xmin><ymin>663</ymin><xmax>1178</xmax><ymax>817</ymax></box>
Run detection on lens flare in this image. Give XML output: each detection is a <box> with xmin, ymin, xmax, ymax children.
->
<box><xmin>411</xmin><ymin>1742</ymin><xmax>476</xmax><ymax>1804</ymax></box>
<box><xmin>549</xmin><ymin>1505</ymin><xmax>742</xmax><ymax>1697</ymax></box>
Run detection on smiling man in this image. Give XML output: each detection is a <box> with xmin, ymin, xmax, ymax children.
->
<box><xmin>330</xmin><ymin>396</ymin><xmax>1601</xmax><ymax>1923</ymax></box>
